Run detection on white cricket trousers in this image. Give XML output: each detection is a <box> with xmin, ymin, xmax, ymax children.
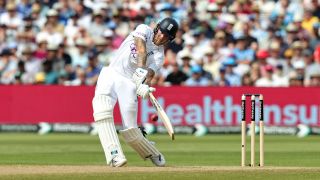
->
<box><xmin>94</xmin><ymin>67</ymin><xmax>138</xmax><ymax>129</ymax></box>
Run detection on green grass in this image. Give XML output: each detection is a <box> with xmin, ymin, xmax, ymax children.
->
<box><xmin>1</xmin><ymin>133</ymin><xmax>320</xmax><ymax>179</ymax></box>
<box><xmin>2</xmin><ymin>171</ymin><xmax>320</xmax><ymax>180</ymax></box>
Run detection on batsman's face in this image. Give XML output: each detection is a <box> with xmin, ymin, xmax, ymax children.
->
<box><xmin>153</xmin><ymin>30</ymin><xmax>169</xmax><ymax>46</ymax></box>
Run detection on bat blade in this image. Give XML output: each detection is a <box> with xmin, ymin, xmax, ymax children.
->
<box><xmin>149</xmin><ymin>93</ymin><xmax>175</xmax><ymax>140</ymax></box>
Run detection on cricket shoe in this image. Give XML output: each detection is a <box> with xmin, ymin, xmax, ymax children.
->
<box><xmin>110</xmin><ymin>156</ymin><xmax>127</xmax><ymax>167</ymax></box>
<box><xmin>149</xmin><ymin>153</ymin><xmax>166</xmax><ymax>167</ymax></box>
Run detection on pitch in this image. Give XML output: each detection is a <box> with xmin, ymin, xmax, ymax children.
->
<box><xmin>0</xmin><ymin>134</ymin><xmax>320</xmax><ymax>179</ymax></box>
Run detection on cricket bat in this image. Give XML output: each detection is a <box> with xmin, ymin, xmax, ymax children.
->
<box><xmin>149</xmin><ymin>93</ymin><xmax>175</xmax><ymax>140</ymax></box>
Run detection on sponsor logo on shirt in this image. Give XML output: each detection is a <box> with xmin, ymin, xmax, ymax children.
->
<box><xmin>147</xmin><ymin>51</ymin><xmax>154</xmax><ymax>57</ymax></box>
<box><xmin>130</xmin><ymin>43</ymin><xmax>137</xmax><ymax>59</ymax></box>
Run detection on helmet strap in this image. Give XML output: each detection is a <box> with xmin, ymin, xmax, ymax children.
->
<box><xmin>153</xmin><ymin>24</ymin><xmax>160</xmax><ymax>34</ymax></box>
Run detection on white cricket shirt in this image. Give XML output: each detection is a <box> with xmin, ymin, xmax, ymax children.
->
<box><xmin>109</xmin><ymin>24</ymin><xmax>164</xmax><ymax>78</ymax></box>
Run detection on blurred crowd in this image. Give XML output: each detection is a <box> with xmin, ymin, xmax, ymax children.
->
<box><xmin>0</xmin><ymin>0</ymin><xmax>319</xmax><ymax>87</ymax></box>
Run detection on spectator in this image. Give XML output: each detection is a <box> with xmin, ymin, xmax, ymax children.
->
<box><xmin>0</xmin><ymin>3</ymin><xmax>23</xmax><ymax>42</ymax></box>
<box><xmin>192</xmin><ymin>29</ymin><xmax>211</xmax><ymax>60</ymax></box>
<box><xmin>233</xmin><ymin>35</ymin><xmax>255</xmax><ymax>76</ymax></box>
<box><xmin>74</xmin><ymin>26</ymin><xmax>94</xmax><ymax>47</ymax></box>
<box><xmin>184</xmin><ymin>65</ymin><xmax>211</xmax><ymax>86</ymax></box>
<box><xmin>311</xmin><ymin>0</ymin><xmax>320</xmax><ymax>18</ymax></box>
<box><xmin>44</xmin><ymin>9</ymin><xmax>64</xmax><ymax>34</ymax></box>
<box><xmin>223</xmin><ymin>57</ymin><xmax>241</xmax><ymax>86</ymax></box>
<box><xmin>215</xmin><ymin>66</ymin><xmax>230</xmax><ymax>87</ymax></box>
<box><xmin>207</xmin><ymin>3</ymin><xmax>220</xmax><ymax>30</ymax></box>
<box><xmin>0</xmin><ymin>1</ymin><xmax>6</xmax><ymax>15</ymax></box>
<box><xmin>157</xmin><ymin>51</ymin><xmax>174</xmax><ymax>85</ymax></box>
<box><xmin>310</xmin><ymin>23</ymin><xmax>320</xmax><ymax>49</ymax></box>
<box><xmin>19</xmin><ymin>15</ymin><xmax>40</xmax><ymax>37</ymax></box>
<box><xmin>256</xmin><ymin>49</ymin><xmax>270</xmax><ymax>77</ymax></box>
<box><xmin>14</xmin><ymin>61</ymin><xmax>25</xmax><ymax>85</ymax></box>
<box><xmin>255</xmin><ymin>65</ymin><xmax>276</xmax><ymax>87</ymax></box>
<box><xmin>88</xmin><ymin>10</ymin><xmax>107</xmax><ymax>38</ymax></box>
<box><xmin>178</xmin><ymin>50</ymin><xmax>193</xmax><ymax>76</ymax></box>
<box><xmin>56</xmin><ymin>44</ymin><xmax>72</xmax><ymax>67</ymax></box>
<box><xmin>305</xmin><ymin>46</ymin><xmax>320</xmax><ymax>85</ymax></box>
<box><xmin>64</xmin><ymin>13</ymin><xmax>81</xmax><ymax>47</ymax></box>
<box><xmin>17</xmin><ymin>0</ymin><xmax>32</xmax><ymax>18</ymax></box>
<box><xmin>93</xmin><ymin>38</ymin><xmax>113</xmax><ymax>66</ymax></box>
<box><xmin>85</xmin><ymin>52</ymin><xmax>102</xmax><ymax>86</ymax></box>
<box><xmin>0</xmin><ymin>24</ymin><xmax>5</xmax><ymax>46</ymax></box>
<box><xmin>271</xmin><ymin>0</ymin><xmax>302</xmax><ymax>26</ymax></box>
<box><xmin>70</xmin><ymin>38</ymin><xmax>89</xmax><ymax>68</ymax></box>
<box><xmin>289</xmin><ymin>41</ymin><xmax>304</xmax><ymax>65</ymax></box>
<box><xmin>291</xmin><ymin>60</ymin><xmax>306</xmax><ymax>82</ymax></box>
<box><xmin>288</xmin><ymin>72</ymin><xmax>304</xmax><ymax>87</ymax></box>
<box><xmin>250</xmin><ymin>61</ymin><xmax>261</xmax><ymax>84</ymax></box>
<box><xmin>285</xmin><ymin>23</ymin><xmax>299</xmax><ymax>46</ymax></box>
<box><xmin>187</xmin><ymin>10</ymin><xmax>200</xmax><ymax>30</ymax></box>
<box><xmin>64</xmin><ymin>67</ymin><xmax>86</xmax><ymax>86</ymax></box>
<box><xmin>196</xmin><ymin>58</ymin><xmax>213</xmax><ymax>82</ymax></box>
<box><xmin>216</xmin><ymin>0</ymin><xmax>227</xmax><ymax>12</ymax></box>
<box><xmin>272</xmin><ymin>64</ymin><xmax>289</xmax><ymax>87</ymax></box>
<box><xmin>54</xmin><ymin>43</ymin><xmax>73</xmax><ymax>83</ymax></box>
<box><xmin>36</xmin><ymin>22</ymin><xmax>63</xmax><ymax>47</ymax></box>
<box><xmin>30</xmin><ymin>3</ymin><xmax>44</xmax><ymax>30</ymax></box>
<box><xmin>212</xmin><ymin>31</ymin><xmax>231</xmax><ymax>61</ymax></box>
<box><xmin>53</xmin><ymin>0</ymin><xmax>74</xmax><ymax>25</ymax></box>
<box><xmin>165</xmin><ymin>62</ymin><xmax>188</xmax><ymax>86</ymax></box>
<box><xmin>241</xmin><ymin>73</ymin><xmax>253</xmax><ymax>86</ymax></box>
<box><xmin>309</xmin><ymin>73</ymin><xmax>320</xmax><ymax>87</ymax></box>
<box><xmin>0</xmin><ymin>49</ymin><xmax>17</xmax><ymax>84</ymax></box>
<box><xmin>302</xmin><ymin>49</ymin><xmax>314</xmax><ymax>71</ymax></box>
<box><xmin>181</xmin><ymin>36</ymin><xmax>196</xmax><ymax>57</ymax></box>
<box><xmin>41</xmin><ymin>60</ymin><xmax>58</xmax><ymax>84</ymax></box>
<box><xmin>292</xmin><ymin>14</ymin><xmax>310</xmax><ymax>41</ymax></box>
<box><xmin>241</xmin><ymin>22</ymin><xmax>258</xmax><ymax>50</ymax></box>
<box><xmin>19</xmin><ymin>47</ymin><xmax>41</xmax><ymax>81</ymax></box>
<box><xmin>301</xmin><ymin>9</ymin><xmax>319</xmax><ymax>34</ymax></box>
<box><xmin>266</xmin><ymin>41</ymin><xmax>289</xmax><ymax>73</ymax></box>
<box><xmin>167</xmin><ymin>29</ymin><xmax>184</xmax><ymax>53</ymax></box>
<box><xmin>203</xmin><ymin>46</ymin><xmax>221</xmax><ymax>79</ymax></box>
<box><xmin>34</xmin><ymin>40</ymin><xmax>48</xmax><ymax>61</ymax></box>
<box><xmin>103</xmin><ymin>28</ymin><xmax>122</xmax><ymax>51</ymax></box>
<box><xmin>220</xmin><ymin>14</ymin><xmax>236</xmax><ymax>46</ymax></box>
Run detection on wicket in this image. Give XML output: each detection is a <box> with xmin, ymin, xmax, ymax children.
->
<box><xmin>241</xmin><ymin>94</ymin><xmax>264</xmax><ymax>167</ymax></box>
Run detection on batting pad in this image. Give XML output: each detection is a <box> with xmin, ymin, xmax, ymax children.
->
<box><xmin>93</xmin><ymin>95</ymin><xmax>125</xmax><ymax>165</ymax></box>
<box><xmin>120</xmin><ymin>127</ymin><xmax>161</xmax><ymax>160</ymax></box>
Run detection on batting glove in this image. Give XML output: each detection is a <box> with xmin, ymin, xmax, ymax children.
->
<box><xmin>132</xmin><ymin>68</ymin><xmax>148</xmax><ymax>87</ymax></box>
<box><xmin>136</xmin><ymin>84</ymin><xmax>156</xmax><ymax>99</ymax></box>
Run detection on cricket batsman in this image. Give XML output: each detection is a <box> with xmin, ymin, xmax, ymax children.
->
<box><xmin>92</xmin><ymin>18</ymin><xmax>178</xmax><ymax>167</ymax></box>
